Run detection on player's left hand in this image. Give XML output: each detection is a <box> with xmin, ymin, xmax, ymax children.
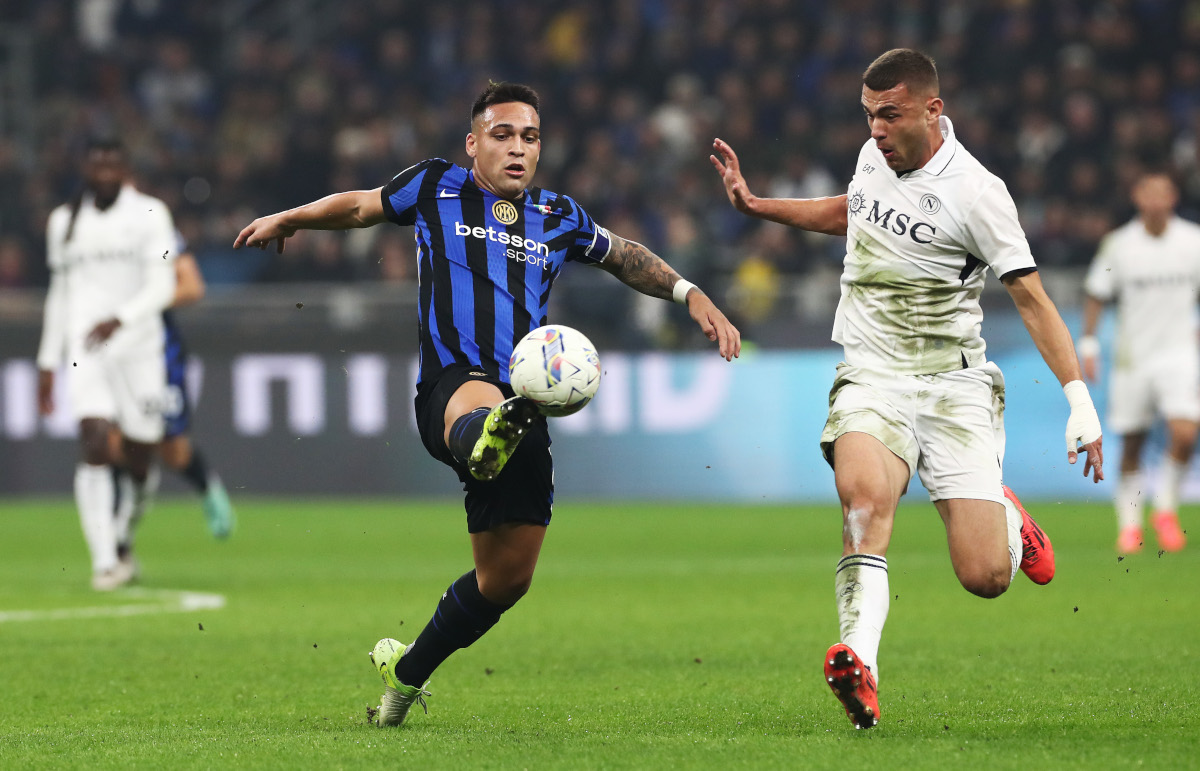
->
<box><xmin>86</xmin><ymin>318</ymin><xmax>121</xmax><ymax>349</ymax></box>
<box><xmin>1066</xmin><ymin>410</ymin><xmax>1104</xmax><ymax>482</ymax></box>
<box><xmin>233</xmin><ymin>214</ymin><xmax>297</xmax><ymax>254</ymax></box>
<box><xmin>686</xmin><ymin>291</ymin><xmax>741</xmax><ymax>361</ymax></box>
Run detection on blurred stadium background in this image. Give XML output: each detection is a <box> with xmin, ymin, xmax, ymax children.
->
<box><xmin>2</xmin><ymin>0</ymin><xmax>1196</xmax><ymax>500</ymax></box>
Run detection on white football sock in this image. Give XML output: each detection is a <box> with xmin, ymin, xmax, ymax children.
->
<box><xmin>1001</xmin><ymin>494</ymin><xmax>1022</xmax><ymax>582</ymax></box>
<box><xmin>835</xmin><ymin>554</ymin><xmax>889</xmax><ymax>678</ymax></box>
<box><xmin>75</xmin><ymin>463</ymin><xmax>117</xmax><ymax>573</ymax></box>
<box><xmin>1116</xmin><ymin>470</ymin><xmax>1144</xmax><ymax>530</ymax></box>
<box><xmin>1153</xmin><ymin>457</ymin><xmax>1185</xmax><ymax>514</ymax></box>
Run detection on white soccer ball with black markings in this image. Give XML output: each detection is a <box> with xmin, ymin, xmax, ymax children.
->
<box><xmin>508</xmin><ymin>324</ymin><xmax>601</xmax><ymax>417</ymax></box>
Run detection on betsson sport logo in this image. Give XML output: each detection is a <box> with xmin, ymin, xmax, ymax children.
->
<box><xmin>453</xmin><ymin>221</ymin><xmax>551</xmax><ymax>269</ymax></box>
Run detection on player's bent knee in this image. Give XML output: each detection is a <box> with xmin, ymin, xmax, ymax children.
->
<box><xmin>477</xmin><ymin>572</ymin><xmax>533</xmax><ymax>606</ymax></box>
<box><xmin>960</xmin><ymin>567</ymin><xmax>1011</xmax><ymax>599</ymax></box>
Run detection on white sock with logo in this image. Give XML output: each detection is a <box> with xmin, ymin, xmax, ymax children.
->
<box><xmin>1001</xmin><ymin>494</ymin><xmax>1022</xmax><ymax>581</ymax></box>
<box><xmin>1153</xmin><ymin>457</ymin><xmax>1185</xmax><ymax>515</ymax></box>
<box><xmin>75</xmin><ymin>463</ymin><xmax>117</xmax><ymax>573</ymax></box>
<box><xmin>835</xmin><ymin>554</ymin><xmax>889</xmax><ymax>678</ymax></box>
<box><xmin>1116</xmin><ymin>470</ymin><xmax>1144</xmax><ymax>530</ymax></box>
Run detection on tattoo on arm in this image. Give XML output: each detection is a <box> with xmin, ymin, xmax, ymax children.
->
<box><xmin>601</xmin><ymin>235</ymin><xmax>681</xmax><ymax>300</ymax></box>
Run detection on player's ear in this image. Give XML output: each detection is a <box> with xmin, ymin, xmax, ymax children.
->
<box><xmin>465</xmin><ymin>132</ymin><xmax>477</xmax><ymax>159</ymax></box>
<box><xmin>927</xmin><ymin>97</ymin><xmax>943</xmax><ymax>121</ymax></box>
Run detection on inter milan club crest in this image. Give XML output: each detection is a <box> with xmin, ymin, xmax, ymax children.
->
<box><xmin>847</xmin><ymin>189</ymin><xmax>866</xmax><ymax>216</ymax></box>
<box><xmin>492</xmin><ymin>199</ymin><xmax>519</xmax><ymax>225</ymax></box>
<box><xmin>919</xmin><ymin>194</ymin><xmax>942</xmax><ymax>215</ymax></box>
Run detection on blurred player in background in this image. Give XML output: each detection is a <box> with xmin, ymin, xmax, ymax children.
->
<box><xmin>712</xmin><ymin>49</ymin><xmax>1102</xmax><ymax>729</ymax></box>
<box><xmin>1080</xmin><ymin>171</ymin><xmax>1200</xmax><ymax>554</ymax></box>
<box><xmin>235</xmin><ymin>81</ymin><xmax>740</xmax><ymax>727</ymax></box>
<box><xmin>109</xmin><ymin>243</ymin><xmax>236</xmax><ymax>558</ymax></box>
<box><xmin>37</xmin><ymin>137</ymin><xmax>177</xmax><ymax>591</ymax></box>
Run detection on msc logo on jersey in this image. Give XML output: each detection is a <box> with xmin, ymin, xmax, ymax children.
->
<box><xmin>492</xmin><ymin>200</ymin><xmax>519</xmax><ymax>225</ymax></box>
<box><xmin>848</xmin><ymin>189</ymin><xmax>866</xmax><ymax>216</ymax></box>
<box><xmin>919</xmin><ymin>194</ymin><xmax>942</xmax><ymax>215</ymax></box>
<box><xmin>855</xmin><ymin>197</ymin><xmax>938</xmax><ymax>244</ymax></box>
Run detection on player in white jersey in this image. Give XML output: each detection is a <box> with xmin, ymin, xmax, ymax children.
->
<box><xmin>1080</xmin><ymin>172</ymin><xmax>1200</xmax><ymax>554</ymax></box>
<box><xmin>711</xmin><ymin>49</ymin><xmax>1103</xmax><ymax>729</ymax></box>
<box><xmin>36</xmin><ymin>138</ymin><xmax>178</xmax><ymax>591</ymax></box>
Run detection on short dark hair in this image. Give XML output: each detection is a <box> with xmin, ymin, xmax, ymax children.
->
<box><xmin>863</xmin><ymin>49</ymin><xmax>939</xmax><ymax>96</ymax></box>
<box><xmin>470</xmin><ymin>81</ymin><xmax>540</xmax><ymax>123</ymax></box>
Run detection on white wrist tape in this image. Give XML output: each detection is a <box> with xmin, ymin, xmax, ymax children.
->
<box><xmin>1063</xmin><ymin>380</ymin><xmax>1092</xmax><ymax>410</ymax></box>
<box><xmin>672</xmin><ymin>279</ymin><xmax>697</xmax><ymax>305</ymax></box>
<box><xmin>1063</xmin><ymin>379</ymin><xmax>1102</xmax><ymax>451</ymax></box>
<box><xmin>1076</xmin><ymin>335</ymin><xmax>1100</xmax><ymax>359</ymax></box>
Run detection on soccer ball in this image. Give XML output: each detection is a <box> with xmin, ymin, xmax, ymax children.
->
<box><xmin>508</xmin><ymin>325</ymin><xmax>601</xmax><ymax>417</ymax></box>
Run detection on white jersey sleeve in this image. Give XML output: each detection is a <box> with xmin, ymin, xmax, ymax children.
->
<box><xmin>959</xmin><ymin>179</ymin><xmax>1037</xmax><ymax>278</ymax></box>
<box><xmin>113</xmin><ymin>202</ymin><xmax>177</xmax><ymax>327</ymax></box>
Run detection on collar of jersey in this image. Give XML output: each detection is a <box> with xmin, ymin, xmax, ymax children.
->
<box><xmin>894</xmin><ymin>115</ymin><xmax>957</xmax><ymax>179</ymax></box>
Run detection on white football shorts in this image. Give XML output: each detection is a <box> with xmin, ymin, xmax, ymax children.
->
<box><xmin>820</xmin><ymin>362</ymin><xmax>1007</xmax><ymax>504</ymax></box>
<box><xmin>1108</xmin><ymin>353</ymin><xmax>1200</xmax><ymax>434</ymax></box>
<box><xmin>68</xmin><ymin>347</ymin><xmax>167</xmax><ymax>443</ymax></box>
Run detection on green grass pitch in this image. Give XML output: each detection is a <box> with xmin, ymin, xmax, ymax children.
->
<box><xmin>0</xmin><ymin>497</ymin><xmax>1196</xmax><ymax>769</ymax></box>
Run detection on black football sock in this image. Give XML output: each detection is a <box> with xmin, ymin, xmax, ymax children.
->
<box><xmin>180</xmin><ymin>449</ymin><xmax>211</xmax><ymax>494</ymax></box>
<box><xmin>394</xmin><ymin>569</ymin><xmax>513</xmax><ymax>687</ymax></box>
<box><xmin>447</xmin><ymin>408</ymin><xmax>491</xmax><ymax>465</ymax></box>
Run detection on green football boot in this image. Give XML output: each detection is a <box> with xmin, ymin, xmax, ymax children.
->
<box><xmin>467</xmin><ymin>397</ymin><xmax>540</xmax><ymax>481</ymax></box>
<box><xmin>203</xmin><ymin>475</ymin><xmax>236</xmax><ymax>539</ymax></box>
<box><xmin>369</xmin><ymin>638</ymin><xmax>430</xmax><ymax>727</ymax></box>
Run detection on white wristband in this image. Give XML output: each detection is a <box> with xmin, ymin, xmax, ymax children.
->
<box><xmin>672</xmin><ymin>279</ymin><xmax>697</xmax><ymax>305</ymax></box>
<box><xmin>1063</xmin><ymin>379</ymin><xmax>1093</xmax><ymax>410</ymax></box>
<box><xmin>1076</xmin><ymin>335</ymin><xmax>1100</xmax><ymax>359</ymax></box>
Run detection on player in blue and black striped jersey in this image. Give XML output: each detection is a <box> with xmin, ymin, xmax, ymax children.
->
<box><xmin>235</xmin><ymin>81</ymin><xmax>740</xmax><ymax>726</ymax></box>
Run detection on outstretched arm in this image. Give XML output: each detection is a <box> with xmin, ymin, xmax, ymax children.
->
<box><xmin>1004</xmin><ymin>269</ymin><xmax>1104</xmax><ymax>482</ymax></box>
<box><xmin>233</xmin><ymin>188</ymin><xmax>387</xmax><ymax>253</ymax></box>
<box><xmin>598</xmin><ymin>234</ymin><xmax>741</xmax><ymax>361</ymax></box>
<box><xmin>710</xmin><ymin>138</ymin><xmax>848</xmax><ymax>235</ymax></box>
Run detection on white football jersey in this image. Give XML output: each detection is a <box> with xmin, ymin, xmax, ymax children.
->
<box><xmin>1084</xmin><ymin>215</ymin><xmax>1200</xmax><ymax>368</ymax></box>
<box><xmin>37</xmin><ymin>185</ymin><xmax>177</xmax><ymax>368</ymax></box>
<box><xmin>834</xmin><ymin>116</ymin><xmax>1037</xmax><ymax>375</ymax></box>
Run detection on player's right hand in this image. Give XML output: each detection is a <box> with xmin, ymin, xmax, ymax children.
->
<box><xmin>37</xmin><ymin>369</ymin><xmax>54</xmax><ymax>416</ymax></box>
<box><xmin>709</xmin><ymin>138</ymin><xmax>757</xmax><ymax>215</ymax></box>
<box><xmin>233</xmin><ymin>214</ymin><xmax>297</xmax><ymax>254</ymax></box>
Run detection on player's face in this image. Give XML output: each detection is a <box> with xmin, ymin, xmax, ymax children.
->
<box><xmin>861</xmin><ymin>83</ymin><xmax>943</xmax><ymax>171</ymax></box>
<box><xmin>466</xmin><ymin>102</ymin><xmax>541</xmax><ymax>199</ymax></box>
<box><xmin>1132</xmin><ymin>175</ymin><xmax>1178</xmax><ymax>221</ymax></box>
<box><xmin>83</xmin><ymin>149</ymin><xmax>127</xmax><ymax>204</ymax></box>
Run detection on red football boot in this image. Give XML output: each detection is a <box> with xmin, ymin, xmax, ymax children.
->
<box><xmin>1004</xmin><ymin>485</ymin><xmax>1055</xmax><ymax>585</ymax></box>
<box><xmin>824</xmin><ymin>643</ymin><xmax>879</xmax><ymax>729</ymax></box>
<box><xmin>1152</xmin><ymin>511</ymin><xmax>1186</xmax><ymax>552</ymax></box>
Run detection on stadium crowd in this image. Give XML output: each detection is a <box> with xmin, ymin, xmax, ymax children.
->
<box><xmin>3</xmin><ymin>0</ymin><xmax>1200</xmax><ymax>340</ymax></box>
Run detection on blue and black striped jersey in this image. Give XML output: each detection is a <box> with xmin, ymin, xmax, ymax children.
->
<box><xmin>381</xmin><ymin>158</ymin><xmax>611</xmax><ymax>384</ymax></box>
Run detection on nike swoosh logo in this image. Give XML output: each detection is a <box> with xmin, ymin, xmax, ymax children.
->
<box><xmin>438</xmin><ymin>190</ymin><xmax>456</xmax><ymax>198</ymax></box>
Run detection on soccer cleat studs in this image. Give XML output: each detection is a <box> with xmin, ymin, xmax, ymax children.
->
<box><xmin>824</xmin><ymin>643</ymin><xmax>880</xmax><ymax>729</ymax></box>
